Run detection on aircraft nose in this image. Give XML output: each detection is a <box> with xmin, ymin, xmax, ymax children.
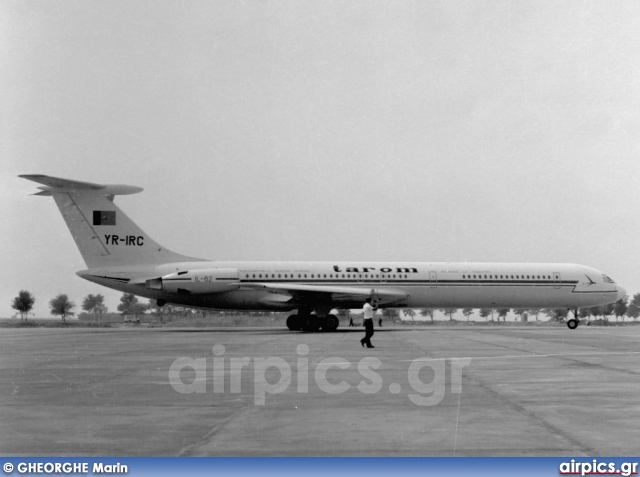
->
<box><xmin>617</xmin><ymin>286</ymin><xmax>626</xmax><ymax>301</ymax></box>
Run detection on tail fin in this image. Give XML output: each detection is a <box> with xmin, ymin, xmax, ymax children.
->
<box><xmin>20</xmin><ymin>175</ymin><xmax>205</xmax><ymax>269</ymax></box>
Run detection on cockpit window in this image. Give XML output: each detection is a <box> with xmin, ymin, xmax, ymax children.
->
<box><xmin>602</xmin><ymin>274</ymin><xmax>615</xmax><ymax>284</ymax></box>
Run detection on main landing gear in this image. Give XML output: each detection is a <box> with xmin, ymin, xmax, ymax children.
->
<box><xmin>286</xmin><ymin>309</ymin><xmax>340</xmax><ymax>332</ymax></box>
<box><xmin>567</xmin><ymin>308</ymin><xmax>579</xmax><ymax>330</ymax></box>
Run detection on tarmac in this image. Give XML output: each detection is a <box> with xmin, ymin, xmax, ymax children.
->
<box><xmin>1</xmin><ymin>325</ymin><xmax>639</xmax><ymax>456</ymax></box>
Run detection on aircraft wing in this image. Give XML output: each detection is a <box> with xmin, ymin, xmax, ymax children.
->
<box><xmin>238</xmin><ymin>282</ymin><xmax>409</xmax><ymax>307</ymax></box>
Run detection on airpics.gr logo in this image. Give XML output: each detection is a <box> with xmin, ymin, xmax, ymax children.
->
<box><xmin>93</xmin><ymin>210</ymin><xmax>116</xmax><ymax>226</ymax></box>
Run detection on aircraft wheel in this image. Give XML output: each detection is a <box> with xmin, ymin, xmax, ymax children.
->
<box><xmin>286</xmin><ymin>314</ymin><xmax>301</xmax><ymax>331</ymax></box>
<box><xmin>567</xmin><ymin>319</ymin><xmax>579</xmax><ymax>330</ymax></box>
<box><xmin>321</xmin><ymin>314</ymin><xmax>340</xmax><ymax>332</ymax></box>
<box><xmin>304</xmin><ymin>316</ymin><xmax>321</xmax><ymax>332</ymax></box>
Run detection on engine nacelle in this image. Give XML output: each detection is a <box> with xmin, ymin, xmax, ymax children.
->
<box><xmin>155</xmin><ymin>268</ymin><xmax>239</xmax><ymax>294</ymax></box>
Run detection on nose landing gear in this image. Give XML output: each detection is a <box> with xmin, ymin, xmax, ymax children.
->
<box><xmin>566</xmin><ymin>308</ymin><xmax>579</xmax><ymax>329</ymax></box>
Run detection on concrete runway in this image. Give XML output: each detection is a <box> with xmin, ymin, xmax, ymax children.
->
<box><xmin>1</xmin><ymin>325</ymin><xmax>639</xmax><ymax>456</ymax></box>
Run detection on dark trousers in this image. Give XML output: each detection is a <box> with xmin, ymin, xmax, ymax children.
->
<box><xmin>361</xmin><ymin>319</ymin><xmax>374</xmax><ymax>347</ymax></box>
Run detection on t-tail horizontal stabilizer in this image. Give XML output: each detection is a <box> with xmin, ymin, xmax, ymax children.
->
<box><xmin>20</xmin><ymin>174</ymin><xmax>205</xmax><ymax>269</ymax></box>
<box><xmin>19</xmin><ymin>174</ymin><xmax>143</xmax><ymax>197</ymax></box>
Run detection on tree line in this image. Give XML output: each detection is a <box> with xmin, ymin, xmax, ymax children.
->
<box><xmin>10</xmin><ymin>290</ymin><xmax>276</xmax><ymax>323</ymax></box>
<box><xmin>10</xmin><ymin>290</ymin><xmax>640</xmax><ymax>323</ymax></box>
<box><xmin>401</xmin><ymin>295</ymin><xmax>640</xmax><ymax>322</ymax></box>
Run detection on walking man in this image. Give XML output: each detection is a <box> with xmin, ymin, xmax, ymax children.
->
<box><xmin>360</xmin><ymin>298</ymin><xmax>375</xmax><ymax>348</ymax></box>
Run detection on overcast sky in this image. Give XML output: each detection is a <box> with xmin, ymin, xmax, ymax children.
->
<box><xmin>2</xmin><ymin>1</ymin><xmax>639</xmax><ymax>318</ymax></box>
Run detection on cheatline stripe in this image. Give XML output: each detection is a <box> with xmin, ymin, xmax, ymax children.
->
<box><xmin>238</xmin><ymin>279</ymin><xmax>579</xmax><ymax>285</ymax></box>
<box><xmin>237</xmin><ymin>276</ymin><xmax>575</xmax><ymax>284</ymax></box>
<box><xmin>92</xmin><ymin>275</ymin><xmax>130</xmax><ymax>283</ymax></box>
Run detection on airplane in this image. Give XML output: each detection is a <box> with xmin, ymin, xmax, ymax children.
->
<box><xmin>20</xmin><ymin>174</ymin><xmax>625</xmax><ymax>331</ymax></box>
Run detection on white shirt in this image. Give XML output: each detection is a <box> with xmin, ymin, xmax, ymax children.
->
<box><xmin>363</xmin><ymin>302</ymin><xmax>375</xmax><ymax>320</ymax></box>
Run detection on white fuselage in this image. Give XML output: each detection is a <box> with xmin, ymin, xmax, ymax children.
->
<box><xmin>78</xmin><ymin>261</ymin><xmax>623</xmax><ymax>311</ymax></box>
